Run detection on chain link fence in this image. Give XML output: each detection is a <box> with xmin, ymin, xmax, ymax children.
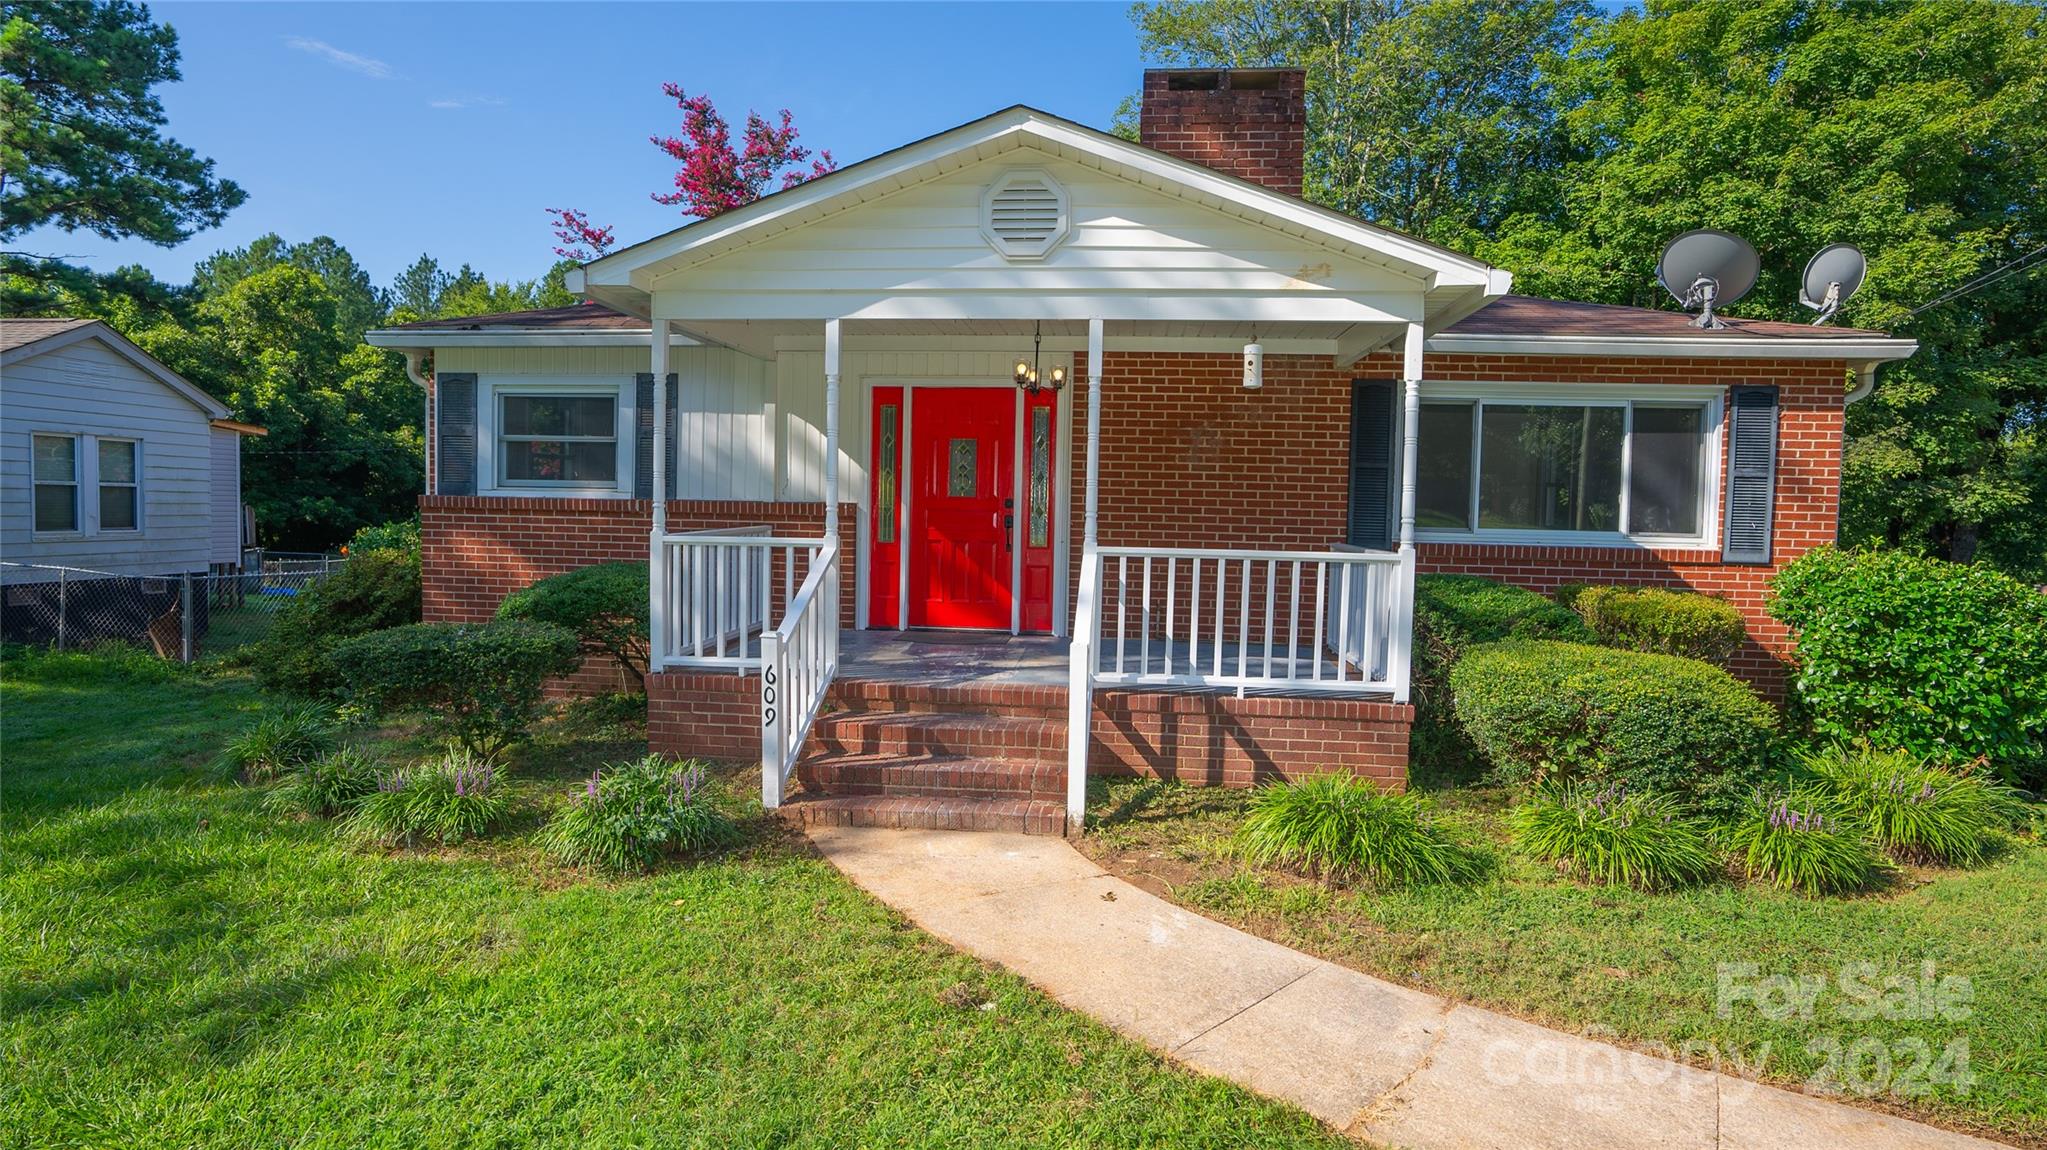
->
<box><xmin>1</xmin><ymin>550</ymin><xmax>344</xmax><ymax>663</ymax></box>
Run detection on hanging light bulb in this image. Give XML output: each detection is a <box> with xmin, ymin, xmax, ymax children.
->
<box><xmin>1015</xmin><ymin>322</ymin><xmax>1067</xmax><ymax>393</ymax></box>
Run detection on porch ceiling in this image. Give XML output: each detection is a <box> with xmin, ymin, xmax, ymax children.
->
<box><xmin>674</xmin><ymin>317</ymin><xmax>1404</xmax><ymax>362</ymax></box>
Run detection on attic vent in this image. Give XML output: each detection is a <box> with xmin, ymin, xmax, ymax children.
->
<box><xmin>981</xmin><ymin>169</ymin><xmax>1069</xmax><ymax>261</ymax></box>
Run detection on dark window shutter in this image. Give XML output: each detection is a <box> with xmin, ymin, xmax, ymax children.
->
<box><xmin>634</xmin><ymin>373</ymin><xmax>654</xmax><ymax>499</ymax></box>
<box><xmin>634</xmin><ymin>373</ymin><xmax>682</xmax><ymax>501</ymax></box>
<box><xmin>435</xmin><ymin>372</ymin><xmax>476</xmax><ymax>496</ymax></box>
<box><xmin>1721</xmin><ymin>385</ymin><xmax>1779</xmax><ymax>564</ymax></box>
<box><xmin>1347</xmin><ymin>379</ymin><xmax>1395</xmax><ymax>550</ymax></box>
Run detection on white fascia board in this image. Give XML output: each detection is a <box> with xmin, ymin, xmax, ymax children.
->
<box><xmin>654</xmin><ymin>289</ymin><xmax>1414</xmax><ymax>325</ymax></box>
<box><xmin>586</xmin><ymin>106</ymin><xmax>1504</xmax><ymax>293</ymax></box>
<box><xmin>1426</xmin><ymin>332</ymin><xmax>1919</xmax><ymax>361</ymax></box>
<box><xmin>363</xmin><ymin>329</ymin><xmax>702</xmax><ymax>350</ymax></box>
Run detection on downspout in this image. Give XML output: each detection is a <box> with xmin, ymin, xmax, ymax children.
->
<box><xmin>1845</xmin><ymin>362</ymin><xmax>1879</xmax><ymax>405</ymax></box>
<box><xmin>403</xmin><ymin>350</ymin><xmax>433</xmax><ymax>495</ymax></box>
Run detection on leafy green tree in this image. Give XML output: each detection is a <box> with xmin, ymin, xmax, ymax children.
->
<box><xmin>0</xmin><ymin>0</ymin><xmax>244</xmax><ymax>308</ymax></box>
<box><xmin>1128</xmin><ymin>0</ymin><xmax>1588</xmax><ymax>246</ymax></box>
<box><xmin>390</xmin><ymin>253</ymin><xmax>450</xmax><ymax>317</ymax></box>
<box><xmin>1477</xmin><ymin>0</ymin><xmax>2047</xmax><ymax>576</ymax></box>
<box><xmin>193</xmin><ymin>234</ymin><xmax>387</xmax><ymax>336</ymax></box>
<box><xmin>136</xmin><ymin>265</ymin><xmax>422</xmax><ymax>549</ymax></box>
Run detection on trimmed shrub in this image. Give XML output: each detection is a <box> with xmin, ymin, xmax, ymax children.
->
<box><xmin>254</xmin><ymin>548</ymin><xmax>422</xmax><ymax>696</ymax></box>
<box><xmin>1410</xmin><ymin>576</ymin><xmax>1590</xmax><ymax>781</ymax></box>
<box><xmin>1724</xmin><ymin>788</ymin><xmax>1891</xmax><ymax>896</ymax></box>
<box><xmin>345</xmin><ymin>747</ymin><xmax>510</xmax><ymax>846</ymax></box>
<box><xmin>1235</xmin><ymin>773</ymin><xmax>1488</xmax><ymax>887</ymax></box>
<box><xmin>1770</xmin><ymin>547</ymin><xmax>2047</xmax><ymax>788</ymax></box>
<box><xmin>330</xmin><ymin>621</ymin><xmax>582</xmax><ymax>761</ymax></box>
<box><xmin>265</xmin><ymin>746</ymin><xmax>382</xmax><ymax>817</ymax></box>
<box><xmin>1451</xmin><ymin>640</ymin><xmax>1777</xmax><ymax>813</ymax></box>
<box><xmin>495</xmin><ymin>562</ymin><xmax>649</xmax><ymax>688</ymax></box>
<box><xmin>1507</xmin><ymin>782</ymin><xmax>1719</xmax><ymax>890</ymax></box>
<box><xmin>1803</xmin><ymin>746</ymin><xmax>2021</xmax><ymax>866</ymax></box>
<box><xmin>345</xmin><ymin>517</ymin><xmax>420</xmax><ymax>558</ymax></box>
<box><xmin>214</xmin><ymin>702</ymin><xmax>337</xmax><ymax>782</ymax></box>
<box><xmin>1570</xmin><ymin>585</ymin><xmax>1746</xmax><ymax>664</ymax></box>
<box><xmin>538</xmin><ymin>756</ymin><xmax>739</xmax><ymax>871</ymax></box>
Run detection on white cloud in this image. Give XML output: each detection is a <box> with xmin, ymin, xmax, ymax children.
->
<box><xmin>285</xmin><ymin>37</ymin><xmax>393</xmax><ymax>79</ymax></box>
<box><xmin>428</xmin><ymin>95</ymin><xmax>508</xmax><ymax>110</ymax></box>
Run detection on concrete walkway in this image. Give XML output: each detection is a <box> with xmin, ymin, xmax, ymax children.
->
<box><xmin>808</xmin><ymin>826</ymin><xmax>2012</xmax><ymax>1150</ymax></box>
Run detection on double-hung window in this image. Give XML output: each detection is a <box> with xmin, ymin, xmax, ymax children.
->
<box><xmin>497</xmin><ymin>392</ymin><xmax>619</xmax><ymax>487</ymax></box>
<box><xmin>32</xmin><ymin>434</ymin><xmax>79</xmax><ymax>533</ymax></box>
<box><xmin>97</xmin><ymin>439</ymin><xmax>139</xmax><ymax>531</ymax></box>
<box><xmin>1413</xmin><ymin>391</ymin><xmax>1717</xmax><ymax>544</ymax></box>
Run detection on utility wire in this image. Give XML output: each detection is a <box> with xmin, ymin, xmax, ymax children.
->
<box><xmin>1902</xmin><ymin>242</ymin><xmax>2047</xmax><ymax>321</ymax></box>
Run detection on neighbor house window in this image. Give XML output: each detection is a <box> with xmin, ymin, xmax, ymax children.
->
<box><xmin>1416</xmin><ymin>397</ymin><xmax>1712</xmax><ymax>540</ymax></box>
<box><xmin>498</xmin><ymin>394</ymin><xmax>617</xmax><ymax>485</ymax></box>
<box><xmin>97</xmin><ymin>439</ymin><xmax>139</xmax><ymax>531</ymax></box>
<box><xmin>32</xmin><ymin>434</ymin><xmax>79</xmax><ymax>532</ymax></box>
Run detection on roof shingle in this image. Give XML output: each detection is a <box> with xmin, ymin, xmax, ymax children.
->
<box><xmin>0</xmin><ymin>317</ymin><xmax>97</xmax><ymax>353</ymax></box>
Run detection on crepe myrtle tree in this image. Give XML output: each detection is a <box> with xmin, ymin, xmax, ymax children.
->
<box><xmin>548</xmin><ymin>85</ymin><xmax>837</xmax><ymax>257</ymax></box>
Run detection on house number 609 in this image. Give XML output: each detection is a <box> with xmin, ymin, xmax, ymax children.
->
<box><xmin>762</xmin><ymin>664</ymin><xmax>778</xmax><ymax>727</ymax></box>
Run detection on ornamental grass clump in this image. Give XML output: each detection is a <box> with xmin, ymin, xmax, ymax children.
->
<box><xmin>1235</xmin><ymin>773</ymin><xmax>1487</xmax><ymax>888</ymax></box>
<box><xmin>1725</xmin><ymin>789</ymin><xmax>1890</xmax><ymax>897</ymax></box>
<box><xmin>1803</xmin><ymin>746</ymin><xmax>2021</xmax><ymax>866</ymax></box>
<box><xmin>346</xmin><ymin>747</ymin><xmax>511</xmax><ymax>847</ymax></box>
<box><xmin>214</xmin><ymin>702</ymin><xmax>337</xmax><ymax>782</ymax></box>
<box><xmin>1507</xmin><ymin>782</ymin><xmax>1719</xmax><ymax>890</ymax></box>
<box><xmin>538</xmin><ymin>755</ymin><xmax>740</xmax><ymax>872</ymax></box>
<box><xmin>264</xmin><ymin>746</ymin><xmax>383</xmax><ymax>818</ymax></box>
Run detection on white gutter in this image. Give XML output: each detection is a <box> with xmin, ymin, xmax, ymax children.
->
<box><xmin>1846</xmin><ymin>362</ymin><xmax>1881</xmax><ymax>405</ymax></box>
<box><xmin>365</xmin><ymin>329</ymin><xmax>700</xmax><ymax>350</ymax></box>
<box><xmin>402</xmin><ymin>351</ymin><xmax>433</xmax><ymax>496</ymax></box>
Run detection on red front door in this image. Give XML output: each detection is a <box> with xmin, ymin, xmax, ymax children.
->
<box><xmin>910</xmin><ymin>387</ymin><xmax>1014</xmax><ymax>629</ymax></box>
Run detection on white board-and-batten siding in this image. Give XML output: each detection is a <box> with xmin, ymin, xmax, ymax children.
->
<box><xmin>1</xmin><ymin>338</ymin><xmax>216</xmax><ymax>576</ymax></box>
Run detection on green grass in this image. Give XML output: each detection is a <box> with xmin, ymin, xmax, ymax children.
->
<box><xmin>1083</xmin><ymin>777</ymin><xmax>2047</xmax><ymax>1145</ymax></box>
<box><xmin>0</xmin><ymin>657</ymin><xmax>1352</xmax><ymax>1149</ymax></box>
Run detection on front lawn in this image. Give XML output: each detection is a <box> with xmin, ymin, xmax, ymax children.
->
<box><xmin>0</xmin><ymin>652</ymin><xmax>1350</xmax><ymax>1149</ymax></box>
<box><xmin>1080</xmin><ymin>777</ymin><xmax>2047</xmax><ymax>1147</ymax></box>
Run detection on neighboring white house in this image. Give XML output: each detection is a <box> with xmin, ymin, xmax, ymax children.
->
<box><xmin>1</xmin><ymin>318</ymin><xmax>264</xmax><ymax>579</ymax></box>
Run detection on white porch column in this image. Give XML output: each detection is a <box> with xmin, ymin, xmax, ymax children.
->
<box><xmin>1398</xmin><ymin>321</ymin><xmax>1424</xmax><ymax>550</ymax></box>
<box><xmin>823</xmin><ymin>318</ymin><xmax>842</xmax><ymax>542</ymax></box>
<box><xmin>1083</xmin><ymin>317</ymin><xmax>1103</xmax><ymax>549</ymax></box>
<box><xmin>649</xmin><ymin>319</ymin><xmax>671</xmax><ymax>671</ymax></box>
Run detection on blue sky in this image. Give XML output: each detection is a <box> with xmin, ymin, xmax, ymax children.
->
<box><xmin>31</xmin><ymin>2</ymin><xmax>1147</xmax><ymax>290</ymax></box>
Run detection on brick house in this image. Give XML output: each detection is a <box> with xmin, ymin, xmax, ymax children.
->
<box><xmin>367</xmin><ymin>69</ymin><xmax>1915</xmax><ymax>835</ymax></box>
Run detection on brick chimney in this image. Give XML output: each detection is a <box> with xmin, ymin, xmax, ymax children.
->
<box><xmin>1138</xmin><ymin>68</ymin><xmax>1306</xmax><ymax>196</ymax></box>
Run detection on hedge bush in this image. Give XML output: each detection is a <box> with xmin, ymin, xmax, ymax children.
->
<box><xmin>345</xmin><ymin>517</ymin><xmax>420</xmax><ymax>558</ymax></box>
<box><xmin>330</xmin><ymin>621</ymin><xmax>582</xmax><ymax>761</ymax></box>
<box><xmin>1770</xmin><ymin>547</ymin><xmax>2047</xmax><ymax>788</ymax></box>
<box><xmin>1451</xmin><ymin>640</ymin><xmax>1778</xmax><ymax>812</ymax></box>
<box><xmin>496</xmin><ymin>562</ymin><xmax>649</xmax><ymax>688</ymax></box>
<box><xmin>254</xmin><ymin>548</ymin><xmax>422</xmax><ymax>696</ymax></box>
<box><xmin>1569</xmin><ymin>585</ymin><xmax>1746</xmax><ymax>664</ymax></box>
<box><xmin>1410</xmin><ymin>576</ymin><xmax>1590</xmax><ymax>780</ymax></box>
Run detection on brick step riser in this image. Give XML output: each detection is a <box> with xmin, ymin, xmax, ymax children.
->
<box><xmin>806</xmin><ymin>725</ymin><xmax>1065</xmax><ymax>765</ymax></box>
<box><xmin>775</xmin><ymin>798</ymin><xmax>1066</xmax><ymax>836</ymax></box>
<box><xmin>795</xmin><ymin>766</ymin><xmax>1065</xmax><ymax>802</ymax></box>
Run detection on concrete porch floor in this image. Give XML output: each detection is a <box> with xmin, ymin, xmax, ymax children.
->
<box><xmin>838</xmin><ymin>628</ymin><xmax>1386</xmax><ymax>695</ymax></box>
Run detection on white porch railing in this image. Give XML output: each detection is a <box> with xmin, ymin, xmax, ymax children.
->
<box><xmin>1087</xmin><ymin>544</ymin><xmax>1412</xmax><ymax>695</ymax></box>
<box><xmin>655</xmin><ymin>526</ymin><xmax>822</xmax><ymax>671</ymax></box>
<box><xmin>760</xmin><ymin>540</ymin><xmax>841</xmax><ymax>807</ymax></box>
<box><xmin>1065</xmin><ymin>542</ymin><xmax>1416</xmax><ymax>829</ymax></box>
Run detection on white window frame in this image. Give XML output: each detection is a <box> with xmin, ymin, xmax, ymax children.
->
<box><xmin>94</xmin><ymin>437</ymin><xmax>142</xmax><ymax>534</ymax></box>
<box><xmin>477</xmin><ymin>377</ymin><xmax>634</xmax><ymax>498</ymax></box>
<box><xmin>31</xmin><ymin>432</ymin><xmax>82</xmax><ymax>536</ymax></box>
<box><xmin>1407</xmin><ymin>381</ymin><xmax>1723</xmax><ymax>551</ymax></box>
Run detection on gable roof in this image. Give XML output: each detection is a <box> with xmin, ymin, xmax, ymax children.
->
<box><xmin>0</xmin><ymin>318</ymin><xmax>235</xmax><ymax>421</ymax></box>
<box><xmin>572</xmin><ymin>104</ymin><xmax>1511</xmax><ymax>321</ymax></box>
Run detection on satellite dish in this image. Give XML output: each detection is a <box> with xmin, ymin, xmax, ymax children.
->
<box><xmin>1657</xmin><ymin>229</ymin><xmax>1761</xmax><ymax>329</ymax></box>
<box><xmin>1799</xmin><ymin>243</ymin><xmax>1866</xmax><ymax>325</ymax></box>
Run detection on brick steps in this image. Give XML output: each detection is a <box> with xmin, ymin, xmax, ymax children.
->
<box><xmin>775</xmin><ymin>794</ymin><xmax>1067</xmax><ymax>836</ymax></box>
<box><xmin>788</xmin><ymin>676</ymin><xmax>1071</xmax><ymax>835</ymax></box>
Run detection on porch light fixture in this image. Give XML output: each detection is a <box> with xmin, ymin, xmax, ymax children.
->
<box><xmin>1014</xmin><ymin>322</ymin><xmax>1066</xmax><ymax>393</ymax></box>
<box><xmin>1242</xmin><ymin>328</ymin><xmax>1264</xmax><ymax>389</ymax></box>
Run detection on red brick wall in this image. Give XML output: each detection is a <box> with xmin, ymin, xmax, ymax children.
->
<box><xmin>1071</xmin><ymin>351</ymin><xmax>1849</xmax><ymax>692</ymax></box>
<box><xmin>648</xmin><ymin>671</ymin><xmax>760</xmax><ymax>761</ymax></box>
<box><xmin>418</xmin><ymin>495</ymin><xmax>856</xmax><ymax>625</ymax></box>
<box><xmin>1139</xmin><ymin>69</ymin><xmax>1307</xmax><ymax>194</ymax></box>
<box><xmin>1092</xmin><ymin>692</ymin><xmax>1411</xmax><ymax>789</ymax></box>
